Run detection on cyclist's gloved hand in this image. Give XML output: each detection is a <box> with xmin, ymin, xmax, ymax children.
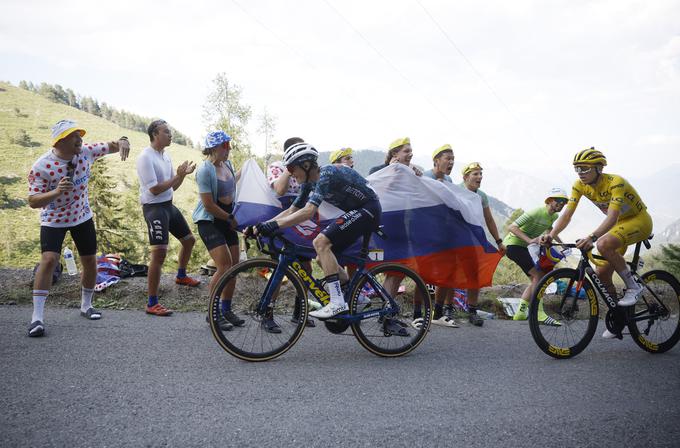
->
<box><xmin>256</xmin><ymin>221</ymin><xmax>280</xmax><ymax>236</ymax></box>
<box><xmin>243</xmin><ymin>226</ymin><xmax>255</xmax><ymax>238</ymax></box>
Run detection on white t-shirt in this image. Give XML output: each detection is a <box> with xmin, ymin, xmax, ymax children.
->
<box><xmin>136</xmin><ymin>146</ymin><xmax>173</xmax><ymax>204</ymax></box>
<box><xmin>28</xmin><ymin>142</ymin><xmax>110</xmax><ymax>228</ymax></box>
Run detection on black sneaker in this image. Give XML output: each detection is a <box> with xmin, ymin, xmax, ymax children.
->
<box><xmin>291</xmin><ymin>315</ymin><xmax>316</xmax><ymax>327</ymax></box>
<box><xmin>262</xmin><ymin>318</ymin><xmax>282</xmax><ymax>334</ymax></box>
<box><xmin>205</xmin><ymin>314</ymin><xmax>233</xmax><ymax>331</ymax></box>
<box><xmin>28</xmin><ymin>320</ymin><xmax>45</xmax><ymax>337</ymax></box>
<box><xmin>223</xmin><ymin>310</ymin><xmax>245</xmax><ymax>327</ymax></box>
<box><xmin>468</xmin><ymin>311</ymin><xmax>484</xmax><ymax>327</ymax></box>
<box><xmin>383</xmin><ymin>318</ymin><xmax>410</xmax><ymax>337</ymax></box>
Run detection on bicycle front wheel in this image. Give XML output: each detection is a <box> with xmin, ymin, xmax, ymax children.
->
<box><xmin>528</xmin><ymin>268</ymin><xmax>599</xmax><ymax>359</ymax></box>
<box><xmin>628</xmin><ymin>270</ymin><xmax>680</xmax><ymax>353</ymax></box>
<box><xmin>349</xmin><ymin>263</ymin><xmax>432</xmax><ymax>357</ymax></box>
<box><xmin>209</xmin><ymin>257</ymin><xmax>308</xmax><ymax>362</ymax></box>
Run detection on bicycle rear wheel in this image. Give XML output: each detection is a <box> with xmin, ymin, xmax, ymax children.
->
<box><xmin>209</xmin><ymin>258</ymin><xmax>308</xmax><ymax>362</ymax></box>
<box><xmin>528</xmin><ymin>268</ymin><xmax>599</xmax><ymax>359</ymax></box>
<box><xmin>349</xmin><ymin>263</ymin><xmax>431</xmax><ymax>357</ymax></box>
<box><xmin>628</xmin><ymin>270</ymin><xmax>680</xmax><ymax>353</ymax></box>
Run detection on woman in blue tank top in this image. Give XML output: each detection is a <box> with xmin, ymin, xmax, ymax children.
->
<box><xmin>192</xmin><ymin>131</ymin><xmax>244</xmax><ymax>331</ymax></box>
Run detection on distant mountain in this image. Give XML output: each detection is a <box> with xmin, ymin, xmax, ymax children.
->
<box><xmin>318</xmin><ymin>149</ymin><xmax>384</xmax><ymax>177</ymax></box>
<box><xmin>629</xmin><ymin>165</ymin><xmax>680</xmax><ymax>235</ymax></box>
<box><xmin>659</xmin><ymin>218</ymin><xmax>680</xmax><ymax>243</ymax></box>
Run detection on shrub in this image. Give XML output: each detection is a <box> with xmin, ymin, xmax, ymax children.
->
<box><xmin>9</xmin><ymin>129</ymin><xmax>33</xmax><ymax>147</ymax></box>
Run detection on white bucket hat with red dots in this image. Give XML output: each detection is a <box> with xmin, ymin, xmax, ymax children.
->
<box><xmin>51</xmin><ymin>119</ymin><xmax>86</xmax><ymax>146</ymax></box>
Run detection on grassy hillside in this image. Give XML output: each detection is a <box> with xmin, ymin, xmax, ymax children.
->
<box><xmin>0</xmin><ymin>81</ymin><xmax>206</xmax><ymax>268</ymax></box>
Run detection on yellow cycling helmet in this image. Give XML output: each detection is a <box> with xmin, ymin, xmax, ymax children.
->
<box><xmin>432</xmin><ymin>144</ymin><xmax>453</xmax><ymax>160</ymax></box>
<box><xmin>389</xmin><ymin>137</ymin><xmax>410</xmax><ymax>151</ymax></box>
<box><xmin>573</xmin><ymin>147</ymin><xmax>607</xmax><ymax>166</ymax></box>
<box><xmin>330</xmin><ymin>147</ymin><xmax>352</xmax><ymax>163</ymax></box>
<box><xmin>461</xmin><ymin>162</ymin><xmax>482</xmax><ymax>176</ymax></box>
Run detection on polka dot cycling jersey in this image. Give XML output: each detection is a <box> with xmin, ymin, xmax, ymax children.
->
<box><xmin>27</xmin><ymin>142</ymin><xmax>110</xmax><ymax>227</ymax></box>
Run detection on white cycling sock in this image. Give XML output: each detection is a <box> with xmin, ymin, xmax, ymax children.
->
<box><xmin>32</xmin><ymin>290</ymin><xmax>48</xmax><ymax>323</ymax></box>
<box><xmin>325</xmin><ymin>279</ymin><xmax>345</xmax><ymax>306</ymax></box>
<box><xmin>81</xmin><ymin>287</ymin><xmax>95</xmax><ymax>312</ymax></box>
<box><xmin>618</xmin><ymin>268</ymin><xmax>639</xmax><ymax>290</ymax></box>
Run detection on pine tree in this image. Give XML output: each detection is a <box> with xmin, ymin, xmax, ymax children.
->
<box><xmin>89</xmin><ymin>159</ymin><xmax>143</xmax><ymax>256</ymax></box>
<box><xmin>655</xmin><ymin>244</ymin><xmax>680</xmax><ymax>277</ymax></box>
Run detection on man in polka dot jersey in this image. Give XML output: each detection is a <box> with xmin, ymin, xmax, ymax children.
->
<box><xmin>26</xmin><ymin>119</ymin><xmax>131</xmax><ymax>337</ymax></box>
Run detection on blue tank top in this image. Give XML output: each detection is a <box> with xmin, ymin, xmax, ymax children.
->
<box><xmin>217</xmin><ymin>176</ymin><xmax>235</xmax><ymax>198</ymax></box>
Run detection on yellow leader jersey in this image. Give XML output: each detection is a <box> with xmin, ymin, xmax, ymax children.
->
<box><xmin>567</xmin><ymin>173</ymin><xmax>646</xmax><ymax>220</ymax></box>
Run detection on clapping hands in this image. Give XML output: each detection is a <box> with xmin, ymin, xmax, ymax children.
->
<box><xmin>177</xmin><ymin>160</ymin><xmax>196</xmax><ymax>176</ymax></box>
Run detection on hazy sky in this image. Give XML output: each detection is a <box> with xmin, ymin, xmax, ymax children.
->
<box><xmin>2</xmin><ymin>0</ymin><xmax>679</xmax><ymax>179</ymax></box>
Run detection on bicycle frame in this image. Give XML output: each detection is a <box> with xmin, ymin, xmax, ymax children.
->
<box><xmin>552</xmin><ymin>240</ymin><xmax>669</xmax><ymax>325</ymax></box>
<box><xmin>253</xmin><ymin>232</ymin><xmax>402</xmax><ymax>323</ymax></box>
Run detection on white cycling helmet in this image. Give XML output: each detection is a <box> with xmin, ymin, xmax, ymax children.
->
<box><xmin>282</xmin><ymin>142</ymin><xmax>319</xmax><ymax>167</ymax></box>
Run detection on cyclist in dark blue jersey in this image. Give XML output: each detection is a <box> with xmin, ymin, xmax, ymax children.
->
<box><xmin>253</xmin><ymin>142</ymin><xmax>382</xmax><ymax>319</ymax></box>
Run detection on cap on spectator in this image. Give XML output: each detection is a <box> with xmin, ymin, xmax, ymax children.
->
<box><xmin>51</xmin><ymin>119</ymin><xmax>86</xmax><ymax>146</ymax></box>
<box><xmin>432</xmin><ymin>144</ymin><xmax>453</xmax><ymax>160</ymax></box>
<box><xmin>204</xmin><ymin>130</ymin><xmax>231</xmax><ymax>149</ymax></box>
<box><xmin>545</xmin><ymin>187</ymin><xmax>569</xmax><ymax>203</ymax></box>
<box><xmin>461</xmin><ymin>162</ymin><xmax>483</xmax><ymax>176</ymax></box>
<box><xmin>330</xmin><ymin>147</ymin><xmax>353</xmax><ymax>163</ymax></box>
<box><xmin>388</xmin><ymin>137</ymin><xmax>410</xmax><ymax>150</ymax></box>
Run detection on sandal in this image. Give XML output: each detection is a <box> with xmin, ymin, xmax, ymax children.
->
<box><xmin>80</xmin><ymin>307</ymin><xmax>102</xmax><ymax>320</ymax></box>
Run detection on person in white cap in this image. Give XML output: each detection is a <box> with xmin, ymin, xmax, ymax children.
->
<box><xmin>502</xmin><ymin>187</ymin><xmax>568</xmax><ymax>324</ymax></box>
<box><xmin>26</xmin><ymin>119</ymin><xmax>130</xmax><ymax>337</ymax></box>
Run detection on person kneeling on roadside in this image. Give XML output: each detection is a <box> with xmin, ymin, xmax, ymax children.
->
<box><xmin>503</xmin><ymin>187</ymin><xmax>568</xmax><ymax>325</ymax></box>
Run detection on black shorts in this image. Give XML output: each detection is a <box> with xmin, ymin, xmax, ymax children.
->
<box><xmin>506</xmin><ymin>245</ymin><xmax>536</xmax><ymax>276</ymax></box>
<box><xmin>40</xmin><ymin>218</ymin><xmax>97</xmax><ymax>255</ymax></box>
<box><xmin>322</xmin><ymin>200</ymin><xmax>381</xmax><ymax>255</ymax></box>
<box><xmin>197</xmin><ymin>203</ymin><xmax>239</xmax><ymax>251</ymax></box>
<box><xmin>142</xmin><ymin>201</ymin><xmax>192</xmax><ymax>246</ymax></box>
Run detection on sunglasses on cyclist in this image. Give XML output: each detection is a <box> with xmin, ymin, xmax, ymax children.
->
<box><xmin>554</xmin><ymin>198</ymin><xmax>568</xmax><ymax>205</ymax></box>
<box><xmin>574</xmin><ymin>166</ymin><xmax>593</xmax><ymax>174</ymax></box>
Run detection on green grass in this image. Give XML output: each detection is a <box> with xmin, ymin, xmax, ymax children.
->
<box><xmin>0</xmin><ymin>81</ymin><xmax>208</xmax><ymax>269</ymax></box>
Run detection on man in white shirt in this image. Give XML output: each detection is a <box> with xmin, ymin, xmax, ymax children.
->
<box><xmin>136</xmin><ymin>119</ymin><xmax>198</xmax><ymax>316</ymax></box>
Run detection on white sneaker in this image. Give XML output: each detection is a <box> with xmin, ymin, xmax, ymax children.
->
<box><xmin>602</xmin><ymin>329</ymin><xmax>618</xmax><ymax>339</ymax></box>
<box><xmin>411</xmin><ymin>317</ymin><xmax>425</xmax><ymax>329</ymax></box>
<box><xmin>309</xmin><ymin>302</ymin><xmax>349</xmax><ymax>319</ymax></box>
<box><xmin>432</xmin><ymin>315</ymin><xmax>459</xmax><ymax>328</ymax></box>
<box><xmin>618</xmin><ymin>286</ymin><xmax>643</xmax><ymax>307</ymax></box>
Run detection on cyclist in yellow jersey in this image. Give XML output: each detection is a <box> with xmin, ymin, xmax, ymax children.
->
<box><xmin>543</xmin><ymin>148</ymin><xmax>653</xmax><ymax>331</ymax></box>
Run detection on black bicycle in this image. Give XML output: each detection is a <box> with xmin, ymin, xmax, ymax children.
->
<box><xmin>529</xmin><ymin>237</ymin><xmax>680</xmax><ymax>359</ymax></box>
<box><xmin>208</xmin><ymin>228</ymin><xmax>432</xmax><ymax>362</ymax></box>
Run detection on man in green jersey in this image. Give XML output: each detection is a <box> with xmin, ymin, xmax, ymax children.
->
<box><xmin>503</xmin><ymin>188</ymin><xmax>568</xmax><ymax>323</ymax></box>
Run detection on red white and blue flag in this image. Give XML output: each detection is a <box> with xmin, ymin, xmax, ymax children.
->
<box><xmin>233</xmin><ymin>160</ymin><xmax>502</xmax><ymax>289</ymax></box>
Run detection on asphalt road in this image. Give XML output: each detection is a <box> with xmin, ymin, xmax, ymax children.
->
<box><xmin>1</xmin><ymin>305</ymin><xmax>679</xmax><ymax>448</ymax></box>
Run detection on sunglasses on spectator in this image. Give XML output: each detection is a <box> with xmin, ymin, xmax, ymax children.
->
<box><xmin>574</xmin><ymin>166</ymin><xmax>593</xmax><ymax>174</ymax></box>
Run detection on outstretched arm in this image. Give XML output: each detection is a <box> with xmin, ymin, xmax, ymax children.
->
<box><xmin>106</xmin><ymin>137</ymin><xmax>131</xmax><ymax>161</ymax></box>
